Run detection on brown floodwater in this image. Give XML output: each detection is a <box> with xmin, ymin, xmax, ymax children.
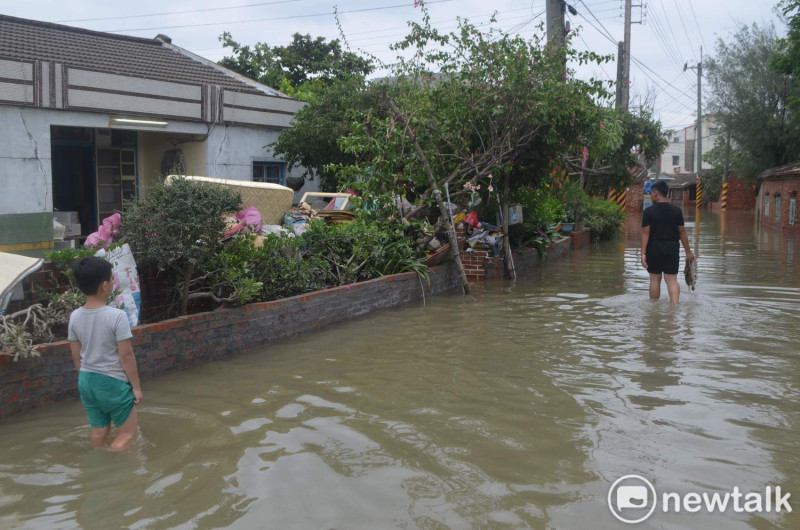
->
<box><xmin>0</xmin><ymin>211</ymin><xmax>799</xmax><ymax>529</ymax></box>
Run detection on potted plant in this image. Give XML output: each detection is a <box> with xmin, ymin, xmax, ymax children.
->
<box><xmin>560</xmin><ymin>181</ymin><xmax>588</xmax><ymax>234</ymax></box>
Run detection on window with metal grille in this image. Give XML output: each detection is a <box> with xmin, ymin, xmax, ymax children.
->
<box><xmin>672</xmin><ymin>155</ymin><xmax>680</xmax><ymax>166</ymax></box>
<box><xmin>252</xmin><ymin>162</ymin><xmax>285</xmax><ymax>185</ymax></box>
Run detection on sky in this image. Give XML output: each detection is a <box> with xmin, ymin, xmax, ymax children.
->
<box><xmin>0</xmin><ymin>0</ymin><xmax>784</xmax><ymax>131</ymax></box>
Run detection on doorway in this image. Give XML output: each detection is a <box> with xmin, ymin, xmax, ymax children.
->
<box><xmin>51</xmin><ymin>126</ymin><xmax>96</xmax><ymax>236</ymax></box>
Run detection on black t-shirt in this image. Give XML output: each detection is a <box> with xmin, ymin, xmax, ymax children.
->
<box><xmin>642</xmin><ymin>202</ymin><xmax>684</xmax><ymax>242</ymax></box>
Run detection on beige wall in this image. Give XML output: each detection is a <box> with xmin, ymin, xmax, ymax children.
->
<box><xmin>137</xmin><ymin>131</ymin><xmax>208</xmax><ymax>193</ymax></box>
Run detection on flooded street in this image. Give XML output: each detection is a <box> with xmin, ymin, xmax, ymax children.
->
<box><xmin>1</xmin><ymin>211</ymin><xmax>799</xmax><ymax>529</ymax></box>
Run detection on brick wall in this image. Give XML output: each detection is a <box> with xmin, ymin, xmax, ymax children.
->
<box><xmin>5</xmin><ymin>263</ymin><xmax>71</xmax><ymax>314</ymax></box>
<box><xmin>0</xmin><ymin>264</ymin><xmax>461</xmax><ymax>418</ymax></box>
<box><xmin>627</xmin><ymin>181</ymin><xmax>644</xmax><ymax>212</ymax></box>
<box><xmin>760</xmin><ymin>177</ymin><xmax>800</xmax><ymax>235</ymax></box>
<box><xmin>726</xmin><ymin>174</ymin><xmax>756</xmax><ymax>211</ymax></box>
<box><xmin>570</xmin><ymin>228</ymin><xmax>591</xmax><ymax>249</ymax></box>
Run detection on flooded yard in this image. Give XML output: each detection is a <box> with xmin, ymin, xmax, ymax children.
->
<box><xmin>1</xmin><ymin>211</ymin><xmax>798</xmax><ymax>529</ymax></box>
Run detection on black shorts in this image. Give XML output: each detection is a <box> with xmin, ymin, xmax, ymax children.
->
<box><xmin>646</xmin><ymin>240</ymin><xmax>679</xmax><ymax>275</ymax></box>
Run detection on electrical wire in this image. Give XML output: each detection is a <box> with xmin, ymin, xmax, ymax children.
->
<box><xmin>105</xmin><ymin>0</ymin><xmax>455</xmax><ymax>34</ymax></box>
<box><xmin>55</xmin><ymin>0</ymin><xmax>305</xmax><ymax>24</ymax></box>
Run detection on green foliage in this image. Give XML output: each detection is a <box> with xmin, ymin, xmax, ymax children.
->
<box><xmin>302</xmin><ymin>220</ymin><xmax>428</xmax><ymax>285</ymax></box>
<box><xmin>508</xmin><ymin>186</ymin><xmax>565</xmax><ymax>230</ymax></box>
<box><xmin>272</xmin><ymin>75</ymin><xmax>377</xmax><ymax>190</ymax></box>
<box><xmin>584</xmin><ymin>198</ymin><xmax>625</xmax><ymax>242</ymax></box>
<box><xmin>327</xmin><ymin>10</ymin><xmax>616</xmax><ymax>210</ymax></box>
<box><xmin>556</xmin><ymin>180</ymin><xmax>590</xmax><ymax>221</ymax></box>
<box><xmin>707</xmin><ymin>22</ymin><xmax>800</xmax><ymax>180</ymax></box>
<box><xmin>122</xmin><ymin>177</ymin><xmax>241</xmax><ymax>273</ymax></box>
<box><xmin>121</xmin><ymin>176</ymin><xmax>241</xmax><ymax>315</ymax></box>
<box><xmin>772</xmin><ymin>0</ymin><xmax>800</xmax><ymax>106</ymax></box>
<box><xmin>218</xmin><ymin>32</ymin><xmax>372</xmax><ymax>91</ymax></box>
<box><xmin>44</xmin><ymin>243</ymin><xmax>123</xmax><ymax>288</ymax></box>
<box><xmin>197</xmin><ymin>234</ymin><xmax>326</xmax><ymax>305</ymax></box>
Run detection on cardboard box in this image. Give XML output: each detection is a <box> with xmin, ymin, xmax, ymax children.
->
<box><xmin>53</xmin><ymin>211</ymin><xmax>79</xmax><ymax>225</ymax></box>
<box><xmin>64</xmin><ymin>223</ymin><xmax>82</xmax><ymax>237</ymax></box>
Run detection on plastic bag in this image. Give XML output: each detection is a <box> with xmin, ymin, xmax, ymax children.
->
<box><xmin>95</xmin><ymin>243</ymin><xmax>141</xmax><ymax>327</ymax></box>
<box><xmin>85</xmin><ymin>213</ymin><xmax>121</xmax><ymax>248</ymax></box>
<box><xmin>464</xmin><ymin>211</ymin><xmax>480</xmax><ymax>229</ymax></box>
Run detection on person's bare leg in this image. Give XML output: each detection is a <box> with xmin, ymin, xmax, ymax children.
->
<box><xmin>89</xmin><ymin>426</ymin><xmax>110</xmax><ymax>448</ymax></box>
<box><xmin>110</xmin><ymin>408</ymin><xmax>138</xmax><ymax>451</ymax></box>
<box><xmin>664</xmin><ymin>274</ymin><xmax>680</xmax><ymax>304</ymax></box>
<box><xmin>649</xmin><ymin>273</ymin><xmax>662</xmax><ymax>299</ymax></box>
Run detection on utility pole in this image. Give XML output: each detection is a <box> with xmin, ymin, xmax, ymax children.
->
<box><xmin>615</xmin><ymin>41</ymin><xmax>625</xmax><ymax>108</ymax></box>
<box><xmin>622</xmin><ymin>0</ymin><xmax>632</xmax><ymax>109</ymax></box>
<box><xmin>685</xmin><ymin>47</ymin><xmax>703</xmax><ymax>207</ymax></box>
<box><xmin>546</xmin><ymin>0</ymin><xmax>565</xmax><ymax>48</ymax></box>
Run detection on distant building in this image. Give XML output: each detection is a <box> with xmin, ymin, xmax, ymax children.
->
<box><xmin>757</xmin><ymin>163</ymin><xmax>800</xmax><ymax>233</ymax></box>
<box><xmin>0</xmin><ymin>14</ymin><xmax>317</xmax><ymax>253</ymax></box>
<box><xmin>659</xmin><ymin>116</ymin><xmax>719</xmax><ymax>176</ymax></box>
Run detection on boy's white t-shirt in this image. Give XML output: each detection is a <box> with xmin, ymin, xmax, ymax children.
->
<box><xmin>67</xmin><ymin>306</ymin><xmax>133</xmax><ymax>382</ymax></box>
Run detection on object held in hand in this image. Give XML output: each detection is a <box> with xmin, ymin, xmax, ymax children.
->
<box><xmin>684</xmin><ymin>259</ymin><xmax>697</xmax><ymax>291</ymax></box>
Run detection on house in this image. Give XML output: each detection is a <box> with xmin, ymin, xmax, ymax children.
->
<box><xmin>756</xmin><ymin>163</ymin><xmax>800</xmax><ymax>234</ymax></box>
<box><xmin>660</xmin><ymin>116</ymin><xmax>719</xmax><ymax>176</ymax></box>
<box><xmin>0</xmin><ymin>14</ymin><xmax>317</xmax><ymax>253</ymax></box>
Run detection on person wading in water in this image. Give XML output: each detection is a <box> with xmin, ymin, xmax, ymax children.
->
<box><xmin>641</xmin><ymin>180</ymin><xmax>696</xmax><ymax>304</ymax></box>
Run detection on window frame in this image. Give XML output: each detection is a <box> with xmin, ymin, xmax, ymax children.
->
<box><xmin>775</xmin><ymin>195</ymin><xmax>781</xmax><ymax>221</ymax></box>
<box><xmin>252</xmin><ymin>161</ymin><xmax>286</xmax><ymax>186</ymax></box>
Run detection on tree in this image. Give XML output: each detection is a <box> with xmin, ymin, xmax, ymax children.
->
<box><xmin>706</xmin><ymin>23</ymin><xmax>800</xmax><ymax>180</ymax></box>
<box><xmin>272</xmin><ymin>75</ymin><xmax>379</xmax><ymax>190</ymax></box>
<box><xmin>218</xmin><ymin>32</ymin><xmax>373</xmax><ymax>91</ymax></box>
<box><xmin>122</xmin><ymin>177</ymin><xmax>242</xmax><ymax>315</ymax></box>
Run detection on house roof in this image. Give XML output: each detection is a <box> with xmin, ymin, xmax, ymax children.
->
<box><xmin>0</xmin><ymin>14</ymin><xmax>283</xmax><ymax>97</ymax></box>
<box><xmin>665</xmin><ymin>173</ymin><xmax>697</xmax><ymax>189</ymax></box>
<box><xmin>757</xmin><ymin>162</ymin><xmax>800</xmax><ymax>181</ymax></box>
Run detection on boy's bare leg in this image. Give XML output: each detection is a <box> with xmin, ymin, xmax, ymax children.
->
<box><xmin>664</xmin><ymin>274</ymin><xmax>680</xmax><ymax>304</ymax></box>
<box><xmin>648</xmin><ymin>273</ymin><xmax>662</xmax><ymax>299</ymax></box>
<box><xmin>90</xmin><ymin>426</ymin><xmax>110</xmax><ymax>448</ymax></box>
<box><xmin>110</xmin><ymin>408</ymin><xmax>138</xmax><ymax>451</ymax></box>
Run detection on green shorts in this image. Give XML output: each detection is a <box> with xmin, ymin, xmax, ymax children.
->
<box><xmin>78</xmin><ymin>371</ymin><xmax>135</xmax><ymax>428</ymax></box>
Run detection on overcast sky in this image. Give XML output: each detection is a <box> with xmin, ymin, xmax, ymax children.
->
<box><xmin>1</xmin><ymin>0</ymin><xmax>783</xmax><ymax>131</ymax></box>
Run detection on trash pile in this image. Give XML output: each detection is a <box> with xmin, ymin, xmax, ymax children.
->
<box><xmin>454</xmin><ymin>210</ymin><xmax>505</xmax><ymax>257</ymax></box>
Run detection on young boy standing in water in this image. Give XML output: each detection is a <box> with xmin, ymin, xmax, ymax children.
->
<box><xmin>68</xmin><ymin>257</ymin><xmax>142</xmax><ymax>450</ymax></box>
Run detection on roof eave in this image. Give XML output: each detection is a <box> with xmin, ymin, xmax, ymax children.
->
<box><xmin>162</xmin><ymin>41</ymin><xmax>295</xmax><ymax>99</ymax></box>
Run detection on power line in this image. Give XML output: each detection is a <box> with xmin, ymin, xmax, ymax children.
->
<box><xmin>195</xmin><ymin>10</ymin><xmax>544</xmax><ymax>57</ymax></box>
<box><xmin>55</xmin><ymin>0</ymin><xmax>305</xmax><ymax>24</ymax></box>
<box><xmin>105</xmin><ymin>0</ymin><xmax>455</xmax><ymax>34</ymax></box>
<box><xmin>573</xmin><ymin>2</ymin><xmax>696</xmax><ymax>113</ymax></box>
<box><xmin>687</xmin><ymin>1</ymin><xmax>707</xmax><ymax>50</ymax></box>
<box><xmin>671</xmin><ymin>0</ymin><xmax>698</xmax><ymax>61</ymax></box>
<box><xmin>654</xmin><ymin>0</ymin><xmax>688</xmax><ymax>64</ymax></box>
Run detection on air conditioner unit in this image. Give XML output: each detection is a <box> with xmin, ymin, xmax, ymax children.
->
<box><xmin>673</xmin><ymin>166</ymin><xmax>681</xmax><ymax>173</ymax></box>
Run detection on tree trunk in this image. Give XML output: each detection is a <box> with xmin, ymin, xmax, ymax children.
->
<box><xmin>502</xmin><ymin>172</ymin><xmax>516</xmax><ymax>280</ymax></box>
<box><xmin>386</xmin><ymin>97</ymin><xmax>470</xmax><ymax>294</ymax></box>
<box><xmin>180</xmin><ymin>262</ymin><xmax>193</xmax><ymax>316</ymax></box>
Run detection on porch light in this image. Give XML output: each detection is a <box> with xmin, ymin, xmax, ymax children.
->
<box><xmin>110</xmin><ymin>117</ymin><xmax>168</xmax><ymax>128</ymax></box>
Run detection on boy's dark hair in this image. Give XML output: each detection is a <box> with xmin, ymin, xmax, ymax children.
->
<box><xmin>71</xmin><ymin>257</ymin><xmax>113</xmax><ymax>295</ymax></box>
<box><xmin>652</xmin><ymin>180</ymin><xmax>669</xmax><ymax>198</ymax></box>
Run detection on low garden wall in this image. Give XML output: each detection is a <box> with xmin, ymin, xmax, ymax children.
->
<box><xmin>0</xmin><ymin>264</ymin><xmax>462</xmax><ymax>418</ymax></box>
<box><xmin>0</xmin><ymin>230</ymin><xmax>593</xmax><ymax>419</ymax></box>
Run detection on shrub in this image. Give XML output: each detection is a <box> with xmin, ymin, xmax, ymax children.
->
<box><xmin>121</xmin><ymin>177</ymin><xmax>242</xmax><ymax>314</ymax></box>
<box><xmin>194</xmin><ymin>234</ymin><xmax>327</xmax><ymax>306</ymax></box>
<box><xmin>585</xmin><ymin>198</ymin><xmax>625</xmax><ymax>242</ymax></box>
<box><xmin>302</xmin><ymin>219</ymin><xmax>429</xmax><ymax>285</ymax></box>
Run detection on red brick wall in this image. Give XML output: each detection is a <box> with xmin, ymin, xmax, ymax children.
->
<box><xmin>0</xmin><ymin>265</ymin><xmax>462</xmax><ymax>418</ymax></box>
<box><xmin>5</xmin><ymin>263</ymin><xmax>71</xmax><ymax>315</ymax></box>
<box><xmin>760</xmin><ymin>177</ymin><xmax>800</xmax><ymax>235</ymax></box>
<box><xmin>570</xmin><ymin>228</ymin><xmax>591</xmax><ymax>249</ymax></box>
<box><xmin>726</xmin><ymin>174</ymin><xmax>756</xmax><ymax>211</ymax></box>
<box><xmin>626</xmin><ymin>181</ymin><xmax>644</xmax><ymax>212</ymax></box>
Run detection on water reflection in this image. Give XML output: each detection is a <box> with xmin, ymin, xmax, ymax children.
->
<box><xmin>0</xmin><ymin>210</ymin><xmax>798</xmax><ymax>529</ymax></box>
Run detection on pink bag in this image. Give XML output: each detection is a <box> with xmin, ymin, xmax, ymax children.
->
<box><xmin>222</xmin><ymin>206</ymin><xmax>263</xmax><ymax>239</ymax></box>
<box><xmin>85</xmin><ymin>213</ymin><xmax>121</xmax><ymax>248</ymax></box>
